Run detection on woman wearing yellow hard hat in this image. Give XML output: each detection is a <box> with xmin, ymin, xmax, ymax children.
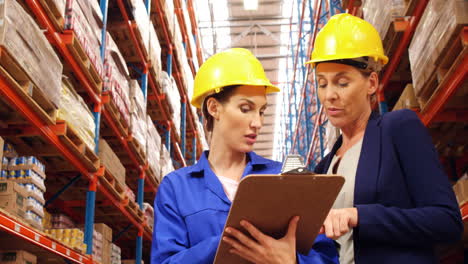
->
<box><xmin>309</xmin><ymin>13</ymin><xmax>462</xmax><ymax>264</ymax></box>
<box><xmin>151</xmin><ymin>48</ymin><xmax>339</xmax><ymax>263</ymax></box>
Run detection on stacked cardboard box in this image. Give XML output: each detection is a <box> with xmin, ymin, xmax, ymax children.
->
<box><xmin>59</xmin><ymin>77</ymin><xmax>96</xmax><ymax>151</ymax></box>
<box><xmin>130</xmin><ymin>0</ymin><xmax>150</xmax><ymax>58</ymax></box>
<box><xmin>0</xmin><ymin>250</ymin><xmax>37</xmax><ymax>264</ymax></box>
<box><xmin>0</xmin><ymin>0</ymin><xmax>63</xmax><ymax>108</ymax></box>
<box><xmin>160</xmin><ymin>144</ymin><xmax>174</xmax><ymax>179</ymax></box>
<box><xmin>95</xmin><ymin>223</ymin><xmax>112</xmax><ymax>264</ymax></box>
<box><xmin>160</xmin><ymin>71</ymin><xmax>181</xmax><ymax>139</ymax></box>
<box><xmin>1</xmin><ymin>151</ymin><xmax>46</xmax><ymax>230</ymax></box>
<box><xmin>0</xmin><ymin>181</ymin><xmax>28</xmax><ymax>221</ymax></box>
<box><xmin>147</xmin><ymin>116</ymin><xmax>161</xmax><ymax>182</ymax></box>
<box><xmin>98</xmin><ymin>139</ymin><xmax>126</xmax><ymax>185</ymax></box>
<box><xmin>111</xmin><ymin>243</ymin><xmax>122</xmax><ymax>264</ymax></box>
<box><xmin>105</xmin><ymin>34</ymin><xmax>131</xmax><ymax>127</ymax></box>
<box><xmin>362</xmin><ymin>0</ymin><xmax>407</xmax><ymax>38</ymax></box>
<box><xmin>151</xmin><ymin>0</ymin><xmax>175</xmax><ymax>44</ymax></box>
<box><xmin>129</xmin><ymin>80</ymin><xmax>148</xmax><ymax>155</ymax></box>
<box><xmin>393</xmin><ymin>84</ymin><xmax>420</xmax><ymax>110</ymax></box>
<box><xmin>408</xmin><ymin>0</ymin><xmax>468</xmax><ymax>97</ymax></box>
<box><xmin>65</xmin><ymin>0</ymin><xmax>104</xmax><ymax>77</ymax></box>
<box><xmin>149</xmin><ymin>22</ymin><xmax>162</xmax><ymax>87</ymax></box>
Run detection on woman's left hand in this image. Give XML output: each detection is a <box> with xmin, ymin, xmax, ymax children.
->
<box><xmin>222</xmin><ymin>216</ymin><xmax>299</xmax><ymax>264</ymax></box>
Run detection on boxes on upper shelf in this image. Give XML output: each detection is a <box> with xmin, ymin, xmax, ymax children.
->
<box><xmin>146</xmin><ymin>116</ymin><xmax>161</xmax><ymax>182</ymax></box>
<box><xmin>98</xmin><ymin>139</ymin><xmax>126</xmax><ymax>186</ymax></box>
<box><xmin>111</xmin><ymin>243</ymin><xmax>122</xmax><ymax>264</ymax></box>
<box><xmin>0</xmin><ymin>0</ymin><xmax>63</xmax><ymax>108</ymax></box>
<box><xmin>160</xmin><ymin>144</ymin><xmax>174</xmax><ymax>179</ymax></box>
<box><xmin>105</xmin><ymin>33</ymin><xmax>131</xmax><ymax>127</ymax></box>
<box><xmin>65</xmin><ymin>0</ymin><xmax>104</xmax><ymax>77</ymax></box>
<box><xmin>0</xmin><ymin>181</ymin><xmax>28</xmax><ymax>220</ymax></box>
<box><xmin>149</xmin><ymin>21</ymin><xmax>162</xmax><ymax>87</ymax></box>
<box><xmin>408</xmin><ymin>0</ymin><xmax>468</xmax><ymax>99</ymax></box>
<box><xmin>59</xmin><ymin>77</ymin><xmax>96</xmax><ymax>151</ymax></box>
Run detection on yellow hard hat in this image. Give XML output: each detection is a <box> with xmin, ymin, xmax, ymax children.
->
<box><xmin>191</xmin><ymin>48</ymin><xmax>280</xmax><ymax>108</ymax></box>
<box><xmin>306</xmin><ymin>13</ymin><xmax>389</xmax><ymax>66</ymax></box>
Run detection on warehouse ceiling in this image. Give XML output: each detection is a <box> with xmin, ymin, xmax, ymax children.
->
<box><xmin>196</xmin><ymin>0</ymin><xmax>292</xmax><ymax>160</ymax></box>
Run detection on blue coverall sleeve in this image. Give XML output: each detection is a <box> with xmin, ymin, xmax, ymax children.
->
<box><xmin>355</xmin><ymin>110</ymin><xmax>463</xmax><ymax>246</ymax></box>
<box><xmin>151</xmin><ymin>178</ymin><xmax>220</xmax><ymax>264</ymax></box>
<box><xmin>297</xmin><ymin>234</ymin><xmax>339</xmax><ymax>264</ymax></box>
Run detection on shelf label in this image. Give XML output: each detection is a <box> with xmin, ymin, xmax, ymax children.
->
<box><xmin>52</xmin><ymin>242</ymin><xmax>56</xmax><ymax>250</ymax></box>
<box><xmin>79</xmin><ymin>256</ymin><xmax>83</xmax><ymax>261</ymax></box>
<box><xmin>14</xmin><ymin>224</ymin><xmax>20</xmax><ymax>232</ymax></box>
<box><xmin>66</xmin><ymin>249</ymin><xmax>70</xmax><ymax>256</ymax></box>
<box><xmin>34</xmin><ymin>234</ymin><xmax>40</xmax><ymax>242</ymax></box>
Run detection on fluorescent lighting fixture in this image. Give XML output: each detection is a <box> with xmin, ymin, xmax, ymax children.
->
<box><xmin>244</xmin><ymin>0</ymin><xmax>258</xmax><ymax>10</ymax></box>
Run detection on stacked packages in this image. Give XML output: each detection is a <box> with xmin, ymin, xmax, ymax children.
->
<box><xmin>408</xmin><ymin>0</ymin><xmax>468</xmax><ymax>96</ymax></box>
<box><xmin>147</xmin><ymin>116</ymin><xmax>162</xmax><ymax>182</ymax></box>
<box><xmin>65</xmin><ymin>0</ymin><xmax>104</xmax><ymax>77</ymax></box>
<box><xmin>59</xmin><ymin>77</ymin><xmax>96</xmax><ymax>151</ymax></box>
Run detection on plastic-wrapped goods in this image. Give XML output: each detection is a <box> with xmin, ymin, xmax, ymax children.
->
<box><xmin>130</xmin><ymin>113</ymin><xmax>148</xmax><ymax>153</ymax></box>
<box><xmin>130</xmin><ymin>80</ymin><xmax>147</xmax><ymax>115</ymax></box>
<box><xmin>65</xmin><ymin>0</ymin><xmax>104</xmax><ymax>77</ymax></box>
<box><xmin>196</xmin><ymin>120</ymin><xmax>209</xmax><ymax>151</ymax></box>
<box><xmin>98</xmin><ymin>139</ymin><xmax>126</xmax><ymax>185</ymax></box>
<box><xmin>130</xmin><ymin>0</ymin><xmax>150</xmax><ymax>57</ymax></box>
<box><xmin>0</xmin><ymin>0</ymin><xmax>63</xmax><ymax>108</ymax></box>
<box><xmin>408</xmin><ymin>0</ymin><xmax>468</xmax><ymax>96</ymax></box>
<box><xmin>105</xmin><ymin>33</ymin><xmax>131</xmax><ymax>126</ymax></box>
<box><xmin>51</xmin><ymin>213</ymin><xmax>75</xmax><ymax>229</ymax></box>
<box><xmin>149</xmin><ymin>21</ymin><xmax>162</xmax><ymax>86</ymax></box>
<box><xmin>143</xmin><ymin>202</ymin><xmax>154</xmax><ymax>231</ymax></box>
<box><xmin>58</xmin><ymin>77</ymin><xmax>96</xmax><ymax>151</ymax></box>
<box><xmin>160</xmin><ymin>144</ymin><xmax>174</xmax><ymax>179</ymax></box>
<box><xmin>146</xmin><ymin>116</ymin><xmax>161</xmax><ymax>181</ymax></box>
<box><xmin>111</xmin><ymin>243</ymin><xmax>122</xmax><ymax>264</ymax></box>
<box><xmin>362</xmin><ymin>0</ymin><xmax>407</xmax><ymax>39</ymax></box>
<box><xmin>160</xmin><ymin>71</ymin><xmax>182</xmax><ymax>138</ymax></box>
<box><xmin>151</xmin><ymin>0</ymin><xmax>175</xmax><ymax>41</ymax></box>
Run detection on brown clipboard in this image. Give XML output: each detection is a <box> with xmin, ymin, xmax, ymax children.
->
<box><xmin>214</xmin><ymin>174</ymin><xmax>344</xmax><ymax>264</ymax></box>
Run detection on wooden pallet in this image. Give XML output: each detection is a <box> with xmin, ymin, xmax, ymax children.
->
<box><xmin>107</xmin><ymin>21</ymin><xmax>150</xmax><ymax>63</ymax></box>
<box><xmin>97</xmin><ymin>168</ymin><xmax>127</xmax><ymax>202</ymax></box>
<box><xmin>419</xmin><ymin>28</ymin><xmax>468</xmax><ymax>111</ymax></box>
<box><xmin>55</xmin><ymin>120</ymin><xmax>100</xmax><ymax>172</ymax></box>
<box><xmin>127</xmin><ymin>135</ymin><xmax>147</xmax><ymax>166</ymax></box>
<box><xmin>124</xmin><ymin>199</ymin><xmax>145</xmax><ymax>224</ymax></box>
<box><xmin>102</xmin><ymin>92</ymin><xmax>130</xmax><ymax>138</ymax></box>
<box><xmin>0</xmin><ymin>47</ymin><xmax>58</xmax><ymax>125</ymax></box>
<box><xmin>62</xmin><ymin>31</ymin><xmax>102</xmax><ymax>93</ymax></box>
<box><xmin>37</xmin><ymin>0</ymin><xmax>65</xmax><ymax>31</ymax></box>
<box><xmin>145</xmin><ymin>165</ymin><xmax>160</xmax><ymax>188</ymax></box>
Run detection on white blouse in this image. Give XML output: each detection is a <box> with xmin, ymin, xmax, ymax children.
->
<box><xmin>327</xmin><ymin>139</ymin><xmax>363</xmax><ymax>264</ymax></box>
<box><xmin>217</xmin><ymin>175</ymin><xmax>240</xmax><ymax>201</ymax></box>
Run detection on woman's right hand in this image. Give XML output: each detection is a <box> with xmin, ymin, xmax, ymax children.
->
<box><xmin>320</xmin><ymin>208</ymin><xmax>358</xmax><ymax>240</ymax></box>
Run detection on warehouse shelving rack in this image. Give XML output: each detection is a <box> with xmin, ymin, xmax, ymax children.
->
<box><xmin>0</xmin><ymin>0</ymin><xmax>204</xmax><ymax>263</ymax></box>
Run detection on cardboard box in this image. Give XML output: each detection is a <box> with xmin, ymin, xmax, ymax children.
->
<box><xmin>393</xmin><ymin>84</ymin><xmax>420</xmax><ymax>110</ymax></box>
<box><xmin>0</xmin><ymin>250</ymin><xmax>37</xmax><ymax>264</ymax></box>
<box><xmin>0</xmin><ymin>0</ymin><xmax>63</xmax><ymax>108</ymax></box>
<box><xmin>453</xmin><ymin>180</ymin><xmax>468</xmax><ymax>207</ymax></box>
<box><xmin>94</xmin><ymin>223</ymin><xmax>112</xmax><ymax>242</ymax></box>
<box><xmin>102</xmin><ymin>239</ymin><xmax>111</xmax><ymax>264</ymax></box>
<box><xmin>98</xmin><ymin>139</ymin><xmax>126</xmax><ymax>185</ymax></box>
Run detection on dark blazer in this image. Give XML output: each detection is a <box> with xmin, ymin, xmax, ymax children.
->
<box><xmin>315</xmin><ymin>109</ymin><xmax>463</xmax><ymax>264</ymax></box>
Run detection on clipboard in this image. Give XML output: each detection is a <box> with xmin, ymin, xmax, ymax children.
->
<box><xmin>214</xmin><ymin>173</ymin><xmax>344</xmax><ymax>264</ymax></box>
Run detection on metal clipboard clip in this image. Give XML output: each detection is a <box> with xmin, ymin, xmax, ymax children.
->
<box><xmin>280</xmin><ymin>154</ymin><xmax>315</xmax><ymax>175</ymax></box>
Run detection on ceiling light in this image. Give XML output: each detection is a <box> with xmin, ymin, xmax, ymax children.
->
<box><xmin>244</xmin><ymin>0</ymin><xmax>258</xmax><ymax>10</ymax></box>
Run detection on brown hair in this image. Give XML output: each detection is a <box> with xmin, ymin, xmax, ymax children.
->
<box><xmin>201</xmin><ymin>85</ymin><xmax>239</xmax><ymax>132</ymax></box>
